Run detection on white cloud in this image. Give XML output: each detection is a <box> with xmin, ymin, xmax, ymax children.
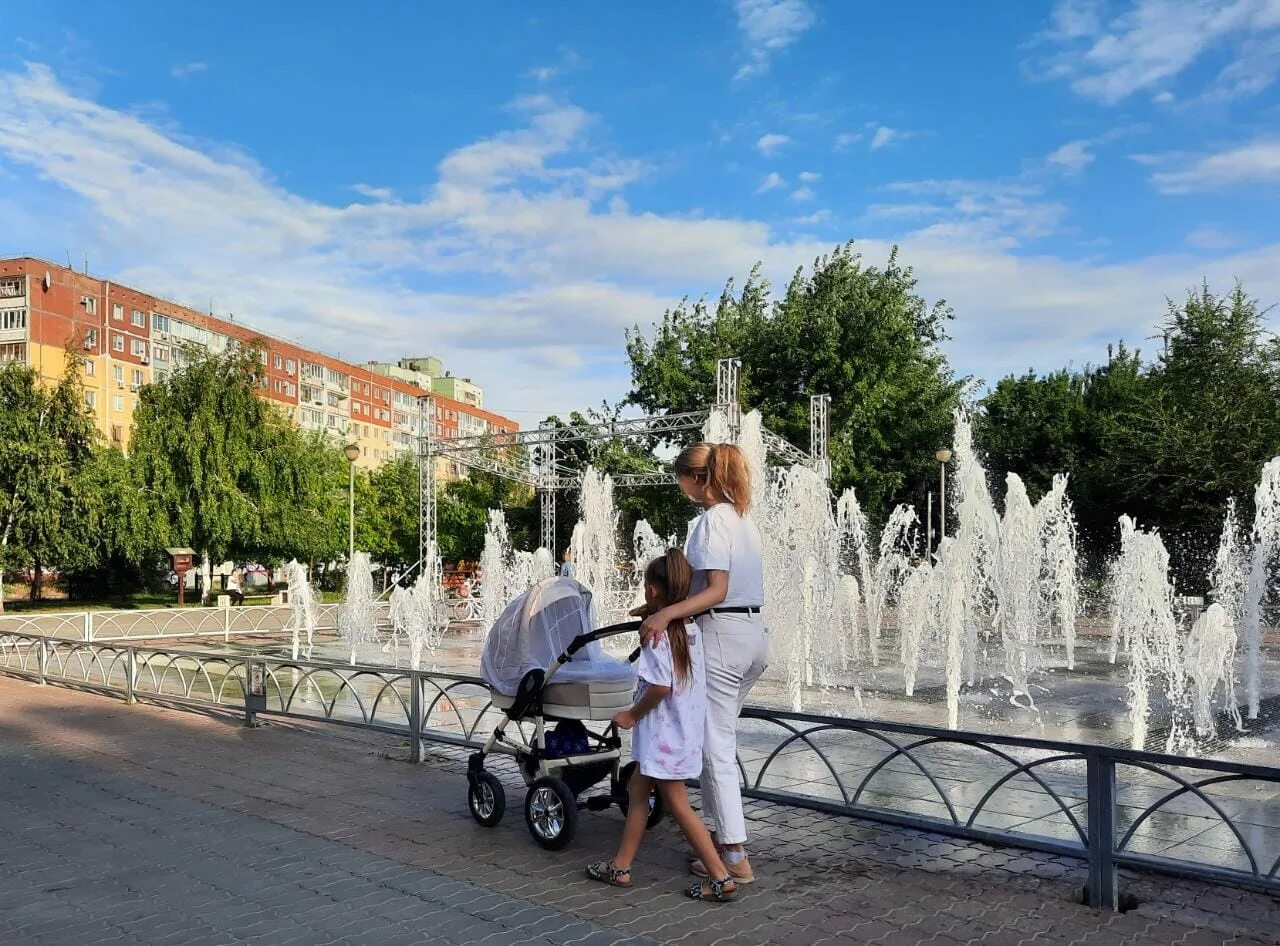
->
<box><xmin>1032</xmin><ymin>0</ymin><xmax>1280</xmax><ymax>103</ymax></box>
<box><xmin>793</xmin><ymin>209</ymin><xmax>831</xmax><ymax>225</ymax></box>
<box><xmin>755</xmin><ymin>133</ymin><xmax>790</xmax><ymax>156</ymax></box>
<box><xmin>527</xmin><ymin>46</ymin><xmax>584</xmax><ymax>84</ymax></box>
<box><xmin>733</xmin><ymin>0</ymin><xmax>816</xmax><ymax>80</ymax></box>
<box><xmin>1152</xmin><ymin>90</ymin><xmax>1176</xmax><ymax>104</ymax></box>
<box><xmin>1047</xmin><ymin>139</ymin><xmax>1095</xmax><ymax>172</ymax></box>
<box><xmin>352</xmin><ymin>183</ymin><xmax>394</xmax><ymax>200</ymax></box>
<box><xmin>834</xmin><ymin>132</ymin><xmax>862</xmax><ymax>151</ymax></box>
<box><xmin>1151</xmin><ymin>138</ymin><xmax>1280</xmax><ymax>192</ymax></box>
<box><xmin>0</xmin><ymin>62</ymin><xmax>1275</xmax><ymax>416</ymax></box>
<box><xmin>877</xmin><ymin>179</ymin><xmax>1067</xmax><ymax>247</ymax></box>
<box><xmin>171</xmin><ymin>62</ymin><xmax>207</xmax><ymax>79</ymax></box>
<box><xmin>869</xmin><ymin>126</ymin><xmax>907</xmax><ymax>150</ymax></box>
<box><xmin>798</xmin><ymin>170</ymin><xmax>821</xmax><ymax>182</ymax></box>
<box><xmin>789</xmin><ymin>186</ymin><xmax>815</xmax><ymax>202</ymax></box>
<box><xmin>756</xmin><ymin>171</ymin><xmax>786</xmax><ymax>193</ymax></box>
<box><xmin>1186</xmin><ymin>226</ymin><xmax>1241</xmax><ymax>249</ymax></box>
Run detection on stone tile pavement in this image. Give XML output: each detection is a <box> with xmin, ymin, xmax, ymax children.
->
<box><xmin>1</xmin><ymin>675</ymin><xmax>1278</xmax><ymax>946</ymax></box>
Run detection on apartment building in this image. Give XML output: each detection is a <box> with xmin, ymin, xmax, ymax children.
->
<box><xmin>0</xmin><ymin>258</ymin><xmax>517</xmax><ymax>470</ymax></box>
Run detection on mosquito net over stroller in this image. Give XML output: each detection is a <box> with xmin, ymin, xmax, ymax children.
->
<box><xmin>480</xmin><ymin>577</ymin><xmax>635</xmax><ymax>718</ymax></box>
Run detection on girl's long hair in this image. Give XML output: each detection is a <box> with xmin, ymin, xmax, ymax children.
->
<box><xmin>642</xmin><ymin>548</ymin><xmax>695</xmax><ymax>687</ymax></box>
<box><xmin>674</xmin><ymin>442</ymin><xmax>752</xmax><ymax>516</ymax></box>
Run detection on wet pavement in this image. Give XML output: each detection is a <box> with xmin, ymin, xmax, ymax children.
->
<box><xmin>3</xmin><ymin>672</ymin><xmax>1280</xmax><ymax>945</ymax></box>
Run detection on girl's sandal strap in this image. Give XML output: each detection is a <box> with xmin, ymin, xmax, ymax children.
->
<box><xmin>685</xmin><ymin>876</ymin><xmax>737</xmax><ymax>902</ymax></box>
<box><xmin>586</xmin><ymin>861</ymin><xmax>632</xmax><ymax>887</ymax></box>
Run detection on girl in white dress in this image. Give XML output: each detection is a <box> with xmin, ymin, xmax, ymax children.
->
<box><xmin>639</xmin><ymin>443</ymin><xmax>767</xmax><ymax>885</ymax></box>
<box><xmin>586</xmin><ymin>550</ymin><xmax>738</xmax><ymax>902</ymax></box>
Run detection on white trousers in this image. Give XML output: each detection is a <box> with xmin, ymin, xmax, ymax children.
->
<box><xmin>699</xmin><ymin>611</ymin><xmax>768</xmax><ymax>846</ymax></box>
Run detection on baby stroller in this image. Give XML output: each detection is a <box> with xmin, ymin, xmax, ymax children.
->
<box><xmin>467</xmin><ymin>577</ymin><xmax>665</xmax><ymax>849</ymax></box>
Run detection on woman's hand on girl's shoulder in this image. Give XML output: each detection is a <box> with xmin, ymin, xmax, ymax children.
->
<box><xmin>639</xmin><ymin>609</ymin><xmax>669</xmax><ymax>648</ymax></box>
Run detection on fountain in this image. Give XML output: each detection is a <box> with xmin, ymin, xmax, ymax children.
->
<box><xmin>532</xmin><ymin>547</ymin><xmax>556</xmax><ymax>582</ymax></box>
<box><xmin>1243</xmin><ymin>458</ymin><xmax>1280</xmax><ymax>719</ymax></box>
<box><xmin>337</xmin><ymin>551</ymin><xmax>376</xmax><ymax>666</ymax></box>
<box><xmin>479</xmin><ymin>510</ymin><xmax>511</xmax><ymax>632</ymax></box>
<box><xmin>571</xmin><ymin>467</ymin><xmax>620</xmax><ymax>620</ymax></box>
<box><xmin>284</xmin><ymin>559</ymin><xmax>319</xmax><ymax>661</ymax></box>
<box><xmin>1110</xmin><ymin>517</ymin><xmax>1192</xmax><ymax>752</ymax></box>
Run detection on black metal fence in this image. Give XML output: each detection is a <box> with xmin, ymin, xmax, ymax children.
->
<box><xmin>2</xmin><ymin>630</ymin><xmax>1277</xmax><ymax>910</ymax></box>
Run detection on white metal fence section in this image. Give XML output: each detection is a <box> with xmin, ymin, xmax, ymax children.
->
<box><xmin>0</xmin><ymin>604</ymin><xmax>389</xmax><ymax>642</ymax></box>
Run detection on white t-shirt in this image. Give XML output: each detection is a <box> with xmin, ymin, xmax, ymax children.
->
<box><xmin>684</xmin><ymin>502</ymin><xmax>765</xmax><ymax>608</ymax></box>
<box><xmin>632</xmin><ymin>621</ymin><xmax>705</xmax><ymax>780</ymax></box>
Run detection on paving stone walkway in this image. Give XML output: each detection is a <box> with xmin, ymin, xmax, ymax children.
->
<box><xmin>2</xmin><ymin>675</ymin><xmax>1278</xmax><ymax>946</ymax></box>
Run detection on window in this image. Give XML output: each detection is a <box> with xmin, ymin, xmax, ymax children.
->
<box><xmin>131</xmin><ymin>369</ymin><xmax>143</xmax><ymax>389</ymax></box>
<box><xmin>153</xmin><ymin>344</ymin><xmax>169</xmax><ymax>362</ymax></box>
<box><xmin>0</xmin><ymin>277</ymin><xmax>22</xmax><ymax>298</ymax></box>
<box><xmin>285</xmin><ymin>359</ymin><xmax>296</xmax><ymax>374</ymax></box>
<box><xmin>82</xmin><ymin>296</ymin><xmax>96</xmax><ymax>315</ymax></box>
<box><xmin>113</xmin><ymin>304</ymin><xmax>124</xmax><ymax>321</ymax></box>
<box><xmin>0</xmin><ymin>342</ymin><xmax>26</xmax><ymax>363</ymax></box>
<box><xmin>1</xmin><ymin>308</ymin><xmax>27</xmax><ymax>331</ymax></box>
<box><xmin>131</xmin><ymin>339</ymin><xmax>146</xmax><ymax>357</ymax></box>
<box><xmin>83</xmin><ymin>328</ymin><xmax>98</xmax><ymax>350</ymax></box>
<box><xmin>260</xmin><ymin>350</ymin><xmax>268</xmax><ymax>366</ymax></box>
<box><xmin>111</xmin><ymin>424</ymin><xmax>123</xmax><ymax>443</ymax></box>
<box><xmin>113</xmin><ymin>395</ymin><xmax>124</xmax><ymax>412</ymax></box>
<box><xmin>84</xmin><ymin>391</ymin><xmax>96</xmax><ymax>410</ymax></box>
<box><xmin>131</xmin><ymin>309</ymin><xmax>145</xmax><ymax>327</ymax></box>
<box><xmin>112</xmin><ymin>333</ymin><xmax>124</xmax><ymax>352</ymax></box>
<box><xmin>114</xmin><ymin>364</ymin><xmax>124</xmax><ymax>382</ymax></box>
<box><xmin>84</xmin><ymin>359</ymin><xmax>96</xmax><ymax>377</ymax></box>
<box><xmin>273</xmin><ymin>355</ymin><xmax>282</xmax><ymax>369</ymax></box>
<box><xmin>152</xmin><ymin>313</ymin><xmax>171</xmax><ymax>333</ymax></box>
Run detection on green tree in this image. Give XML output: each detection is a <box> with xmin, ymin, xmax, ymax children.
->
<box><xmin>0</xmin><ymin>359</ymin><xmax>98</xmax><ymax>610</ymax></box>
<box><xmin>976</xmin><ymin>345</ymin><xmax>1149</xmax><ymax>571</ymax></box>
<box><xmin>368</xmin><ymin>455</ymin><xmax>423</xmax><ymax>568</ymax></box>
<box><xmin>1109</xmin><ymin>285</ymin><xmax>1280</xmax><ymax>583</ymax></box>
<box><xmin>131</xmin><ymin>345</ymin><xmax>317</xmax><ymax>594</ymax></box>
<box><xmin>626</xmin><ymin>244</ymin><xmax>964</xmax><ymax>523</ymax></box>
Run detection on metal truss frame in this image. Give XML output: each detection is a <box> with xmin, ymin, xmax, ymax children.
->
<box><xmin>417</xmin><ymin>358</ymin><xmax>829</xmax><ymax>562</ymax></box>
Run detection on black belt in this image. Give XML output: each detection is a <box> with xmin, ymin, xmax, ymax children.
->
<box><xmin>701</xmin><ymin>606</ymin><xmax>762</xmax><ymax>616</ymax></box>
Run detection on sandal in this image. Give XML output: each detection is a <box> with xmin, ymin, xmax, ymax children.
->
<box><xmin>690</xmin><ymin>857</ymin><xmax>755</xmax><ymax>884</ymax></box>
<box><xmin>685</xmin><ymin>876</ymin><xmax>737</xmax><ymax>902</ymax></box>
<box><xmin>585</xmin><ymin>861</ymin><xmax>633</xmax><ymax>888</ymax></box>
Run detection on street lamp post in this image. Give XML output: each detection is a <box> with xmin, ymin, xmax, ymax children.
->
<box><xmin>344</xmin><ymin>443</ymin><xmax>360</xmax><ymax>560</ymax></box>
<box><xmin>935</xmin><ymin>448</ymin><xmax>952</xmax><ymax>541</ymax></box>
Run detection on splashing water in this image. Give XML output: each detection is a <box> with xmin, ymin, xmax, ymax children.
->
<box><xmin>762</xmin><ymin>465</ymin><xmax>838</xmax><ymax>710</ymax></box>
<box><xmin>479</xmin><ymin>510</ymin><xmax>511</xmax><ymax>631</ymax></box>
<box><xmin>631</xmin><ymin>520</ymin><xmax>668</xmax><ymax>609</ymax></box>
<box><xmin>532</xmin><ymin>548</ymin><xmax>556</xmax><ymax>582</ymax></box>
<box><xmin>1184</xmin><ymin>603</ymin><xmax>1240</xmax><ymax>737</ymax></box>
<box><xmin>1038</xmin><ymin>474</ymin><xmax>1078</xmax><ymax>670</ymax></box>
<box><xmin>897</xmin><ymin>560</ymin><xmax>932</xmax><ymax>696</ymax></box>
<box><xmin>951</xmin><ymin>410</ymin><xmax>1001</xmax><ymax>685</ymax></box>
<box><xmin>1111</xmin><ymin>518</ymin><xmax>1192</xmax><ymax>752</ymax></box>
<box><xmin>739</xmin><ymin>410</ymin><xmax>768</xmax><ymax>512</ymax></box>
<box><xmin>284</xmin><ymin>559</ymin><xmax>318</xmax><ymax>661</ymax></box>
<box><xmin>995</xmin><ymin>475</ymin><xmax>1041</xmax><ymax>706</ymax></box>
<box><xmin>1243</xmin><ymin>458</ymin><xmax>1280</xmax><ymax>719</ymax></box>
<box><xmin>572</xmin><ymin>467</ymin><xmax>621</xmax><ymax>619</ymax></box>
<box><xmin>338</xmin><ymin>551</ymin><xmax>377</xmax><ymax>666</ymax></box>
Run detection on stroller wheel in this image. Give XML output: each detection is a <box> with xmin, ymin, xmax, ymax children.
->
<box><xmin>468</xmin><ymin>771</ymin><xmax>505</xmax><ymax>827</ymax></box>
<box><xmin>614</xmin><ymin>761</ymin><xmax>665</xmax><ymax>830</ymax></box>
<box><xmin>525</xmin><ymin>777</ymin><xmax>577</xmax><ymax>850</ymax></box>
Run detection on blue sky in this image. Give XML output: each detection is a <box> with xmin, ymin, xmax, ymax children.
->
<box><xmin>0</xmin><ymin>0</ymin><xmax>1276</xmax><ymax>419</ymax></box>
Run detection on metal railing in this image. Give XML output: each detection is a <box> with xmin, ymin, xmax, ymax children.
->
<box><xmin>2</xmin><ymin>630</ymin><xmax>1277</xmax><ymax>910</ymax></box>
<box><xmin>0</xmin><ymin>604</ymin><xmax>387</xmax><ymax>642</ymax></box>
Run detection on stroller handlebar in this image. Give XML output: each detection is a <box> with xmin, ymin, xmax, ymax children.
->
<box><xmin>561</xmin><ymin>620</ymin><xmax>642</xmax><ymax>660</ymax></box>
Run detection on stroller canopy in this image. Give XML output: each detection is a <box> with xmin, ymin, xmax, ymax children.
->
<box><xmin>481</xmin><ymin>577</ymin><xmax>635</xmax><ymax>696</ymax></box>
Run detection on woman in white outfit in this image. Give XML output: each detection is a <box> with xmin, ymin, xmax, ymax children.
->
<box><xmin>639</xmin><ymin>441</ymin><xmax>767</xmax><ymax>884</ymax></box>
